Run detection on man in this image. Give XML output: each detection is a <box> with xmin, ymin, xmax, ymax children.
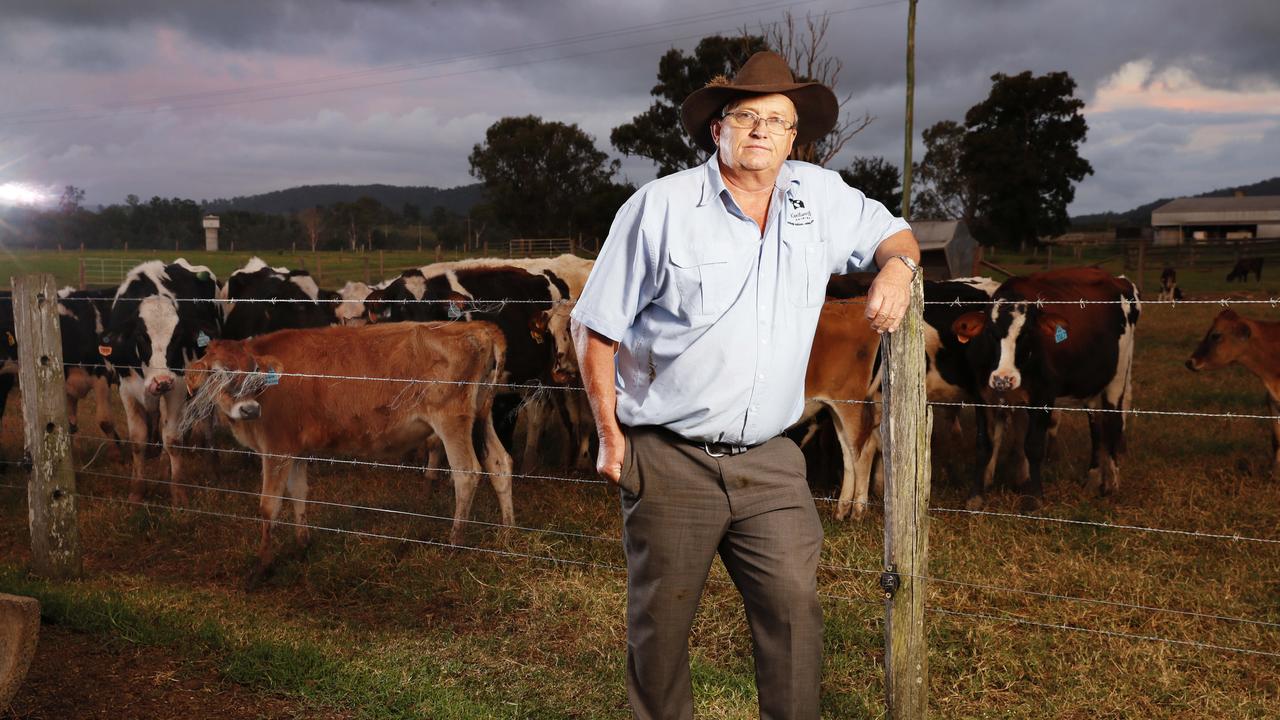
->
<box><xmin>571</xmin><ymin>50</ymin><xmax>919</xmax><ymax>720</ymax></box>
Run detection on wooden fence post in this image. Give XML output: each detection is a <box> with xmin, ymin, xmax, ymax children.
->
<box><xmin>379</xmin><ymin>250</ymin><xmax>385</xmax><ymax>279</ymax></box>
<box><xmin>435</xmin><ymin>243</ymin><xmax>442</xmax><ymax>262</ymax></box>
<box><xmin>13</xmin><ymin>274</ymin><xmax>80</xmax><ymax>580</ymax></box>
<box><xmin>881</xmin><ymin>271</ymin><xmax>930</xmax><ymax>719</ymax></box>
<box><xmin>77</xmin><ymin>259</ymin><xmax>86</xmax><ymax>291</ymax></box>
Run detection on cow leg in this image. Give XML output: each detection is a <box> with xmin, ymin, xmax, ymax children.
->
<box><xmin>435</xmin><ymin>414</ymin><xmax>485</xmax><ymax>546</ymax></box>
<box><xmin>968</xmin><ymin>406</ymin><xmax>996</xmax><ymax>510</ymax></box>
<box><xmin>567</xmin><ymin>392</ymin><xmax>594</xmax><ymax>471</ymax></box>
<box><xmin>121</xmin><ymin>387</ymin><xmax>151</xmax><ymax>503</ymax></box>
<box><xmin>424</xmin><ymin>432</ymin><xmax>447</xmax><ymax>485</ymax></box>
<box><xmin>481</xmin><ymin>412</ymin><xmax>515</xmax><ymax>529</ymax></box>
<box><xmin>285</xmin><ymin>461</ymin><xmax>311</xmax><ymax>550</ymax></box>
<box><xmin>158</xmin><ymin>386</ymin><xmax>190</xmax><ymax>506</ymax></box>
<box><xmin>1084</xmin><ymin>410</ymin><xmax>1104</xmax><ymax>493</ymax></box>
<box><xmin>90</xmin><ymin>375</ymin><xmax>126</xmax><ymax>462</ymax></box>
<box><xmin>1269</xmin><ymin>394</ymin><xmax>1280</xmax><ymax>480</ymax></box>
<box><xmin>828</xmin><ymin>400</ymin><xmax>879</xmax><ymax>521</ymax></box>
<box><xmin>1044</xmin><ymin>409</ymin><xmax>1062</xmax><ymax>461</ymax></box>
<box><xmin>1019</xmin><ymin>408</ymin><xmax>1053</xmax><ymax>512</ymax></box>
<box><xmin>979</xmin><ymin>408</ymin><xmax>1005</xmax><ymax>493</ymax></box>
<box><xmin>248</xmin><ymin>455</ymin><xmax>292</xmax><ymax>589</ymax></box>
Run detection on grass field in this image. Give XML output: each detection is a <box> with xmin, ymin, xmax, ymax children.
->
<box><xmin>0</xmin><ymin>249</ymin><xmax>1277</xmax><ymax>718</ymax></box>
<box><xmin>0</xmin><ymin>248</ymin><xmax>478</xmax><ymax>291</ymax></box>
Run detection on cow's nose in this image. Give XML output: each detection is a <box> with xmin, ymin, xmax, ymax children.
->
<box><xmin>1185</xmin><ymin>358</ymin><xmax>1198</xmax><ymax>372</ymax></box>
<box><xmin>148</xmin><ymin>377</ymin><xmax>174</xmax><ymax>395</ymax></box>
<box><xmin>990</xmin><ymin>374</ymin><xmax>1017</xmax><ymax>392</ymax></box>
<box><xmin>237</xmin><ymin>402</ymin><xmax>261</xmax><ymax>420</ymax></box>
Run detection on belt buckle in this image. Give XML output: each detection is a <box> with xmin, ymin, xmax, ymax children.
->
<box><xmin>703</xmin><ymin>440</ymin><xmax>748</xmax><ymax>458</ymax></box>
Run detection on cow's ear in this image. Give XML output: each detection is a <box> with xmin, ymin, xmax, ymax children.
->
<box><xmin>1038</xmin><ymin>313</ymin><xmax>1069</xmax><ymax>340</ymax></box>
<box><xmin>951</xmin><ymin>311</ymin><xmax>987</xmax><ymax>344</ymax></box>
<box><xmin>253</xmin><ymin>354</ymin><xmax>285</xmax><ymax>377</ymax></box>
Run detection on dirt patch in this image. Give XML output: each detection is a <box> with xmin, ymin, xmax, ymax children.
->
<box><xmin>4</xmin><ymin>623</ymin><xmax>352</xmax><ymax>720</ymax></box>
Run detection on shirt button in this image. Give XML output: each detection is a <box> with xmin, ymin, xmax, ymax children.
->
<box><xmin>758</xmin><ymin>373</ymin><xmax>765</xmax><ymax>380</ymax></box>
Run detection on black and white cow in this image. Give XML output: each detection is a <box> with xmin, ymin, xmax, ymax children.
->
<box><xmin>56</xmin><ymin>288</ymin><xmax>125</xmax><ymax>454</ymax></box>
<box><xmin>952</xmin><ymin>268</ymin><xmax>1140</xmax><ymax>512</ymax></box>
<box><xmin>101</xmin><ymin>260</ymin><xmax>221</xmax><ymax>503</ymax></box>
<box><xmin>367</xmin><ymin>264</ymin><xmax>574</xmax><ymax>470</ymax></box>
<box><xmin>219</xmin><ymin>257</ymin><xmax>331</xmax><ymax>339</ymax></box>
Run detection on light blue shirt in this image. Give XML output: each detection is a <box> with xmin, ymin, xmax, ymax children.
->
<box><xmin>571</xmin><ymin>154</ymin><xmax>910</xmax><ymax>445</ymax></box>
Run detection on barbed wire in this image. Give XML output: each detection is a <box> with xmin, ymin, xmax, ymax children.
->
<box><xmin>45</xmin><ymin>294</ymin><xmax>1280</xmax><ymax>308</ymax></box>
<box><xmin>931</xmin><ymin>504</ymin><xmax>1280</xmax><ymax>545</ymax></box>
<box><xmin>930</xmin><ymin>607</ymin><xmax>1280</xmax><ymax>660</ymax></box>
<box><xmin>10</xmin><ymin>481</ymin><xmax>1273</xmax><ymax>660</ymax></box>
<box><xmin>54</xmin><ymin>361</ymin><xmax>1280</xmax><ymax>422</ymax></box>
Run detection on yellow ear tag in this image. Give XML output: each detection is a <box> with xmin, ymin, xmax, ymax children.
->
<box><xmin>98</xmin><ymin>345</ymin><xmax>113</xmax><ymax>357</ymax></box>
<box><xmin>5</xmin><ymin>332</ymin><xmax>13</xmax><ymax>346</ymax></box>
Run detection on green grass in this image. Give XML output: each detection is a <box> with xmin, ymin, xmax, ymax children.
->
<box><xmin>0</xmin><ymin>250</ymin><xmax>1278</xmax><ymax>717</ymax></box>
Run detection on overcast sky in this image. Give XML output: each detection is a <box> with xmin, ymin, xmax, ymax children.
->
<box><xmin>0</xmin><ymin>0</ymin><xmax>1277</xmax><ymax>215</ymax></box>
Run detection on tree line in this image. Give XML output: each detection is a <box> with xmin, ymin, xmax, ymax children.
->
<box><xmin>1</xmin><ymin>13</ymin><xmax>1092</xmax><ymax>253</ymax></box>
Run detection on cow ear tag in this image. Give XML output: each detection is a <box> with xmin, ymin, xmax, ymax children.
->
<box><xmin>447</xmin><ymin>303</ymin><xmax>463</xmax><ymax>320</ymax></box>
<box><xmin>98</xmin><ymin>345</ymin><xmax>113</xmax><ymax>357</ymax></box>
<box><xmin>5</xmin><ymin>332</ymin><xmax>14</xmax><ymax>346</ymax></box>
<box><xmin>263</xmin><ymin>369</ymin><xmax>280</xmax><ymax>386</ymax></box>
<box><xmin>197</xmin><ymin>331</ymin><xmax>211</xmax><ymax>347</ymax></box>
<box><xmin>1054</xmin><ymin>325</ymin><xmax>1068</xmax><ymax>344</ymax></box>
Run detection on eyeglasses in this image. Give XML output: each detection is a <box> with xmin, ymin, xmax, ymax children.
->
<box><xmin>720</xmin><ymin>109</ymin><xmax>797</xmax><ymax>134</ymax></box>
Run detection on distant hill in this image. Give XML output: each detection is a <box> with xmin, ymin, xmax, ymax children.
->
<box><xmin>204</xmin><ymin>183</ymin><xmax>485</xmax><ymax>216</ymax></box>
<box><xmin>1071</xmin><ymin>176</ymin><xmax>1280</xmax><ymax>229</ymax></box>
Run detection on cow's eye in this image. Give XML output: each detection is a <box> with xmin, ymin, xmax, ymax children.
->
<box><xmin>1209</xmin><ymin>332</ymin><xmax>1222</xmax><ymax>342</ymax></box>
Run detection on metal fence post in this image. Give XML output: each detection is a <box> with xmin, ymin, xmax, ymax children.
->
<box><xmin>882</xmin><ymin>271</ymin><xmax>930</xmax><ymax>719</ymax></box>
<box><xmin>13</xmin><ymin>274</ymin><xmax>80</xmax><ymax>580</ymax></box>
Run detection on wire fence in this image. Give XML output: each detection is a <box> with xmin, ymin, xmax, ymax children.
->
<box><xmin>8</xmin><ymin>271</ymin><xmax>1280</xmax><ymax>711</ymax></box>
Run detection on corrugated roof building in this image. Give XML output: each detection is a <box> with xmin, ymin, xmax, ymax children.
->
<box><xmin>1150</xmin><ymin>196</ymin><xmax>1280</xmax><ymax>245</ymax></box>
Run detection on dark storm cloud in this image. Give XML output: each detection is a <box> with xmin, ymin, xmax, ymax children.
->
<box><xmin>0</xmin><ymin>0</ymin><xmax>1276</xmax><ymax>212</ymax></box>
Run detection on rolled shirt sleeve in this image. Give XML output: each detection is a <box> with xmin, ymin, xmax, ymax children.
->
<box><xmin>571</xmin><ymin>197</ymin><xmax>657</xmax><ymax>343</ymax></box>
<box><xmin>821</xmin><ymin>172</ymin><xmax>912</xmax><ymax>274</ymax></box>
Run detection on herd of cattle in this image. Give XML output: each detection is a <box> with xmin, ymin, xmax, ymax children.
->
<box><xmin>0</xmin><ymin>255</ymin><xmax>1276</xmax><ymax>582</ymax></box>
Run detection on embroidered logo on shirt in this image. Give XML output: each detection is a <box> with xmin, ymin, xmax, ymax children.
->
<box><xmin>786</xmin><ymin>196</ymin><xmax>814</xmax><ymax>226</ymax></box>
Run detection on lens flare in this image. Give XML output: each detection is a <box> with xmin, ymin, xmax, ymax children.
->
<box><xmin>0</xmin><ymin>182</ymin><xmax>51</xmax><ymax>207</ymax></box>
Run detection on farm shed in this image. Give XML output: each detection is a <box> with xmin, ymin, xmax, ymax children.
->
<box><xmin>1150</xmin><ymin>195</ymin><xmax>1280</xmax><ymax>246</ymax></box>
<box><xmin>909</xmin><ymin>219</ymin><xmax>975</xmax><ymax>279</ymax></box>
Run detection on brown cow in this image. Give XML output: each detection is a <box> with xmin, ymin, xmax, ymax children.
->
<box><xmin>801</xmin><ymin>299</ymin><xmax>881</xmax><ymax>520</ymax></box>
<box><xmin>1186</xmin><ymin>309</ymin><xmax>1280</xmax><ymax>479</ymax></box>
<box><xmin>184</xmin><ymin>321</ymin><xmax>513</xmax><ymax>585</ymax></box>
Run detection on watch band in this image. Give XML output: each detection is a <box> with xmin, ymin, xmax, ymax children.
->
<box><xmin>890</xmin><ymin>254</ymin><xmax>919</xmax><ymax>275</ymax></box>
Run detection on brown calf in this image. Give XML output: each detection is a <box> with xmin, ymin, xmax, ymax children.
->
<box><xmin>1186</xmin><ymin>309</ymin><xmax>1280</xmax><ymax>479</ymax></box>
<box><xmin>185</xmin><ymin>321</ymin><xmax>513</xmax><ymax>585</ymax></box>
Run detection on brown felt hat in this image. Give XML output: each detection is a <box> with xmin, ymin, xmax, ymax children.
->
<box><xmin>681</xmin><ymin>50</ymin><xmax>838</xmax><ymax>154</ymax></box>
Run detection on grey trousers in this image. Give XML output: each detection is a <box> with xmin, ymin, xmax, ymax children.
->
<box><xmin>619</xmin><ymin>425</ymin><xmax>824</xmax><ymax>720</ymax></box>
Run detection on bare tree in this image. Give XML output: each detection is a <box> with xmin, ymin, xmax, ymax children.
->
<box><xmin>753</xmin><ymin>12</ymin><xmax>875</xmax><ymax>166</ymax></box>
<box><xmin>298</xmin><ymin>207</ymin><xmax>323</xmax><ymax>253</ymax></box>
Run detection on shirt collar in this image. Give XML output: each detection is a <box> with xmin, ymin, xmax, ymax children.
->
<box><xmin>698</xmin><ymin>153</ymin><xmax>800</xmax><ymax>207</ymax></box>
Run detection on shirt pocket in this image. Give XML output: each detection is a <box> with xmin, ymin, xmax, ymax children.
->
<box><xmin>669</xmin><ymin>243</ymin><xmax>733</xmax><ymax>321</ymax></box>
<box><xmin>784</xmin><ymin>239</ymin><xmax>829</xmax><ymax>308</ymax></box>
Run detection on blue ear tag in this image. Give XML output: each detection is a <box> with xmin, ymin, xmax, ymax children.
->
<box><xmin>263</xmin><ymin>369</ymin><xmax>279</xmax><ymax>386</ymax></box>
<box><xmin>1054</xmin><ymin>325</ymin><xmax>1067</xmax><ymax>344</ymax></box>
<box><xmin>447</xmin><ymin>303</ymin><xmax>463</xmax><ymax>320</ymax></box>
<box><xmin>197</xmin><ymin>331</ymin><xmax>210</xmax><ymax>347</ymax></box>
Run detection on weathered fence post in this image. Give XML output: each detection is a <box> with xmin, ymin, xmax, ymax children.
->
<box><xmin>881</xmin><ymin>271</ymin><xmax>930</xmax><ymax>719</ymax></box>
<box><xmin>13</xmin><ymin>274</ymin><xmax>80</xmax><ymax>580</ymax></box>
<box><xmin>435</xmin><ymin>243</ymin><xmax>442</xmax><ymax>262</ymax></box>
<box><xmin>77</xmin><ymin>258</ymin><xmax>86</xmax><ymax>291</ymax></box>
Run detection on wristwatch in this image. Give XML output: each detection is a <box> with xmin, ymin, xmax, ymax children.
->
<box><xmin>889</xmin><ymin>254</ymin><xmax>919</xmax><ymax>275</ymax></box>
